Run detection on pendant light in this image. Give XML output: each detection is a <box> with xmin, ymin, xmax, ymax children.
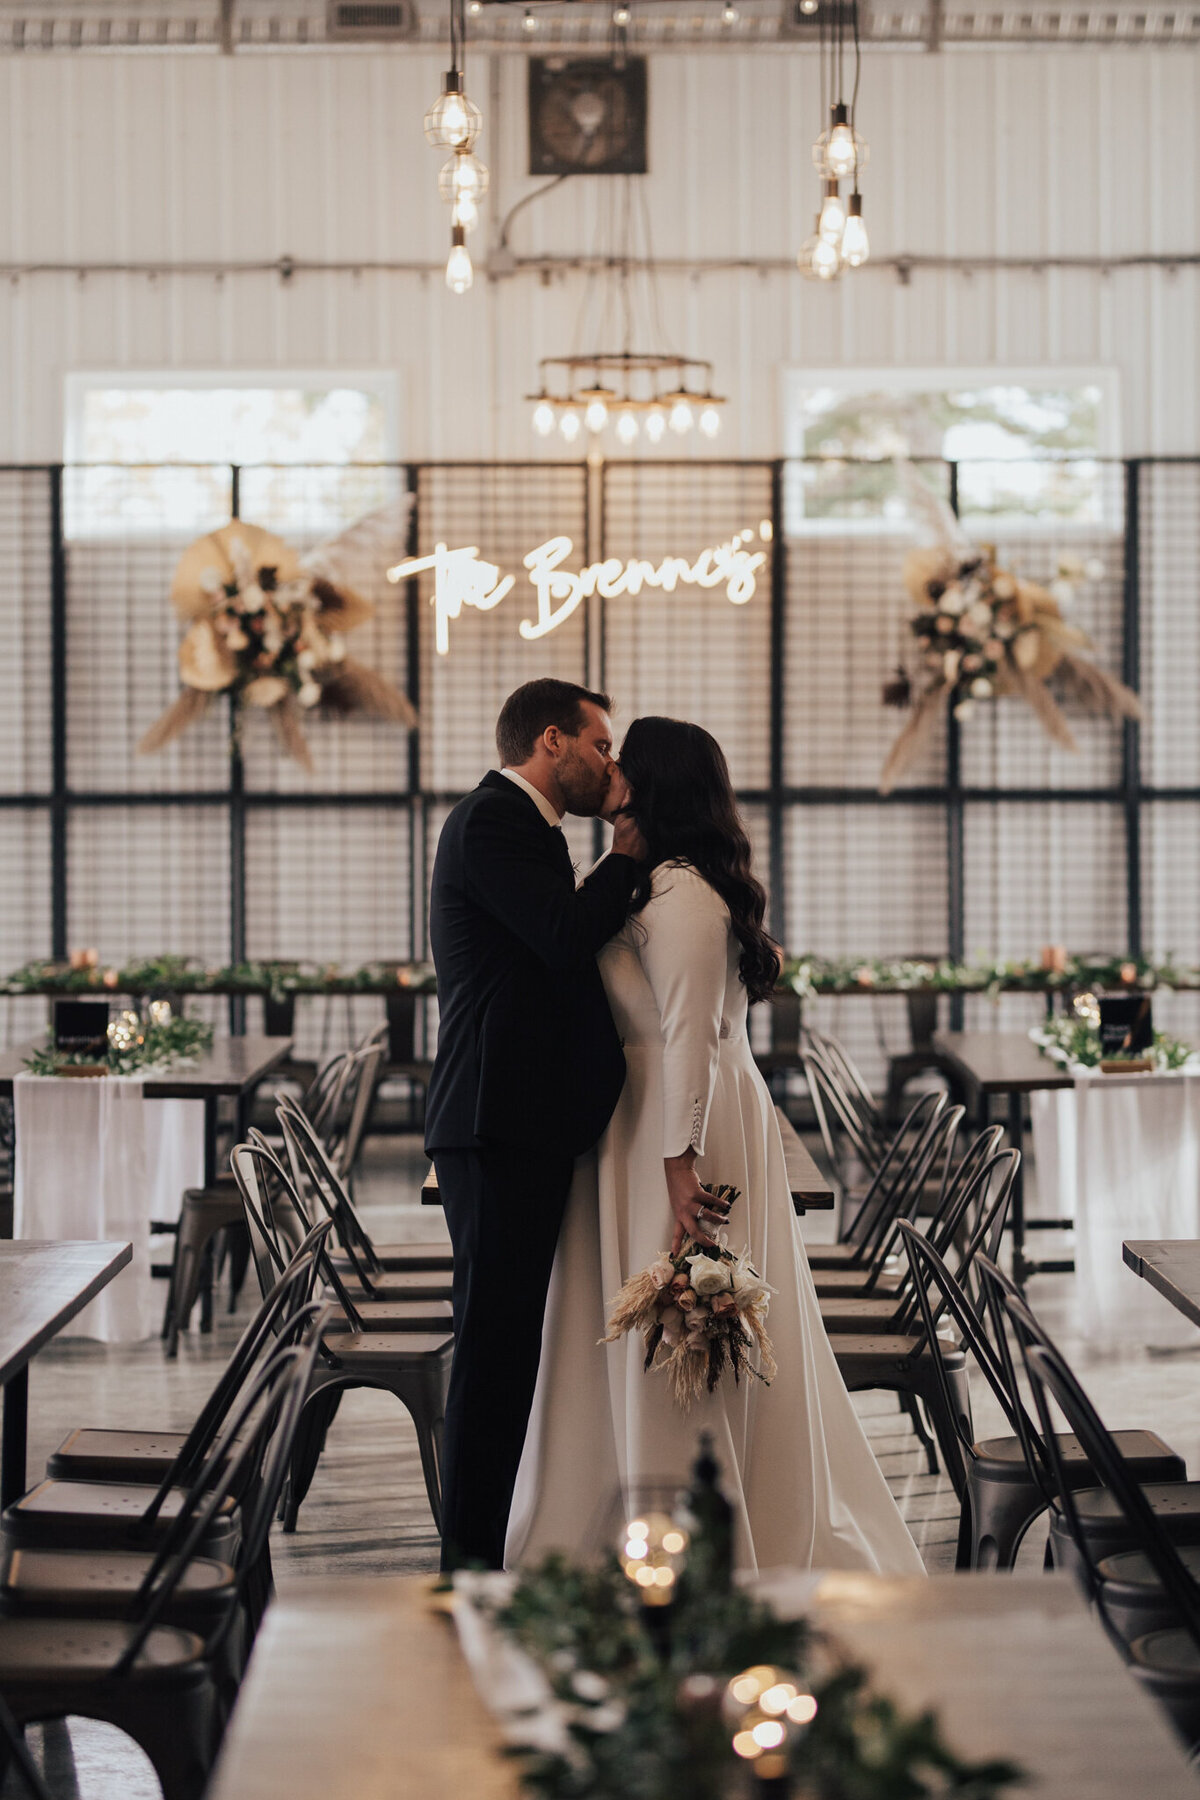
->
<box><xmin>841</xmin><ymin>192</ymin><xmax>869</xmax><ymax>267</ymax></box>
<box><xmin>799</xmin><ymin>0</ymin><xmax>871</xmax><ymax>286</ymax></box>
<box><xmin>445</xmin><ymin>225</ymin><xmax>473</xmax><ymax>294</ymax></box>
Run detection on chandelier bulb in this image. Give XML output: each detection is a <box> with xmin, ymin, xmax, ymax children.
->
<box><xmin>559</xmin><ymin>409</ymin><xmax>582</xmax><ymax>443</ymax></box>
<box><xmin>699</xmin><ymin>404</ymin><xmax>721</xmax><ymax>439</ymax></box>
<box><xmin>669</xmin><ymin>397</ymin><xmax>694</xmax><ymax>435</ymax></box>
<box><xmin>616</xmin><ymin>410</ymin><xmax>639</xmax><ymax>446</ymax></box>
<box><xmin>445</xmin><ymin>226</ymin><xmax>473</xmax><ymax>295</ymax></box>
<box><xmin>645</xmin><ymin>407</ymin><xmax>666</xmax><ymax>443</ymax></box>
<box><xmin>585</xmin><ymin>398</ymin><xmax>609</xmax><ymax>432</ymax></box>
<box><xmin>532</xmin><ymin>397</ymin><xmax>557</xmax><ymax>436</ymax></box>
<box><xmin>842</xmin><ymin>192</ymin><xmax>869</xmax><ymax>268</ymax></box>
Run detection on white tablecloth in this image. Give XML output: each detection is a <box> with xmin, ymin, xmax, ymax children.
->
<box><xmin>1030</xmin><ymin>1071</ymin><xmax>1200</xmax><ymax>1350</ymax></box>
<box><xmin>13</xmin><ymin>1074</ymin><xmax>205</xmax><ymax>1343</ymax></box>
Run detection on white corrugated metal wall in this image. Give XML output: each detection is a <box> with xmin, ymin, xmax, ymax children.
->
<box><xmin>0</xmin><ymin>44</ymin><xmax>1197</xmax><ymax>458</ymax></box>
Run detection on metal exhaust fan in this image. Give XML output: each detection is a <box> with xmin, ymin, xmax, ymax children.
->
<box><xmin>528</xmin><ymin>58</ymin><xmax>648</xmax><ymax>176</ymax></box>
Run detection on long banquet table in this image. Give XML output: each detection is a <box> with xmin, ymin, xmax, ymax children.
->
<box><xmin>0</xmin><ymin>1239</ymin><xmax>132</xmax><ymax>1507</ymax></box>
<box><xmin>207</xmin><ymin>1572</ymin><xmax>1195</xmax><ymax>1800</ymax></box>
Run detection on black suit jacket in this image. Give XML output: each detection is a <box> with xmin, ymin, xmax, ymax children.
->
<box><xmin>424</xmin><ymin>771</ymin><xmax>640</xmax><ymax>1157</ymax></box>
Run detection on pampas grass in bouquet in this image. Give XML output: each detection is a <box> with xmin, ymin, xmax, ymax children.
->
<box><xmin>602</xmin><ymin>1184</ymin><xmax>776</xmax><ymax>1412</ymax></box>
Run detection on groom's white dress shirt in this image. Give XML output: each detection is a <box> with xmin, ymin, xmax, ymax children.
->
<box><xmin>500</xmin><ymin>766</ymin><xmax>563</xmax><ymax>829</ymax></box>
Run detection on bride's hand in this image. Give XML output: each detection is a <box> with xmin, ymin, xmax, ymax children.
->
<box><xmin>664</xmin><ymin>1152</ymin><xmax>731</xmax><ymax>1254</ymax></box>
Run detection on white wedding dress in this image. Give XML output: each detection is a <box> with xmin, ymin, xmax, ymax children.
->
<box><xmin>506</xmin><ymin>862</ymin><xmax>925</xmax><ymax>1576</ymax></box>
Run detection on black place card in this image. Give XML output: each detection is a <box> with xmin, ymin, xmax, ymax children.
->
<box><xmin>53</xmin><ymin>999</ymin><xmax>110</xmax><ymax>1056</ymax></box>
<box><xmin>1098</xmin><ymin>994</ymin><xmax>1153</xmax><ymax>1057</ymax></box>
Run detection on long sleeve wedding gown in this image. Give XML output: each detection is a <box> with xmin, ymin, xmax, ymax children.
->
<box><xmin>506</xmin><ymin>861</ymin><xmax>925</xmax><ymax>1577</ymax></box>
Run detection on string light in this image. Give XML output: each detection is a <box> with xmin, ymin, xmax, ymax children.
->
<box><xmin>613</xmin><ymin>3</ymin><xmax>631</xmax><ymax>20</ymax></box>
<box><xmin>722</xmin><ymin>2</ymin><xmax>739</xmax><ymax>19</ymax></box>
<box><xmin>522</xmin><ymin>6</ymin><xmax>537</xmax><ymax>28</ymax></box>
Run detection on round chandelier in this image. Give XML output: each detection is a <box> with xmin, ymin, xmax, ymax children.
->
<box><xmin>526</xmin><ymin>176</ymin><xmax>727</xmax><ymax>447</ymax></box>
<box><xmin>528</xmin><ymin>353</ymin><xmax>725</xmax><ymax>446</ymax></box>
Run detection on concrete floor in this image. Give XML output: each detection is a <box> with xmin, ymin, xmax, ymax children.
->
<box><xmin>4</xmin><ymin>1130</ymin><xmax>1200</xmax><ymax>1798</ymax></box>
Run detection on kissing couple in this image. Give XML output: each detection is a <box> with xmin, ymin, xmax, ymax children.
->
<box><xmin>426</xmin><ymin>678</ymin><xmax>923</xmax><ymax>1578</ymax></box>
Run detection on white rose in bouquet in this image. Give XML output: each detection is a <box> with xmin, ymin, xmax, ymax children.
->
<box><xmin>687</xmin><ymin>1254</ymin><xmax>732</xmax><ymax>1298</ymax></box>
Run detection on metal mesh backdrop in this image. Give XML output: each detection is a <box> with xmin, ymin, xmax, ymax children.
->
<box><xmin>1</xmin><ymin>457</ymin><xmax>1198</xmax><ymax>1084</ymax></box>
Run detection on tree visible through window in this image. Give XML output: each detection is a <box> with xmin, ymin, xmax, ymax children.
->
<box><xmin>64</xmin><ymin>374</ymin><xmax>397</xmax><ymax>539</ymax></box>
<box><xmin>783</xmin><ymin>370</ymin><xmax>1117</xmax><ymax>531</ymax></box>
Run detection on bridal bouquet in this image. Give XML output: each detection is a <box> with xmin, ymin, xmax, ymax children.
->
<box><xmin>603</xmin><ymin>1185</ymin><xmax>776</xmax><ymax>1411</ymax></box>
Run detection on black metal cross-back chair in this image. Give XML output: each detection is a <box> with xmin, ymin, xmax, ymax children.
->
<box><xmin>275</xmin><ymin>1095</ymin><xmax>453</xmax><ymax>1299</ymax></box>
<box><xmin>803</xmin><ymin>1027</ymin><xmax>891</xmax><ymax>1160</ymax></box>
<box><xmin>47</xmin><ymin>1224</ymin><xmax>331</xmax><ymax>1497</ymax></box>
<box><xmin>1019</xmin><ymin>1336</ymin><xmax>1200</xmax><ymax>1753</ymax></box>
<box><xmin>231</xmin><ymin>1140</ymin><xmax>452</xmax><ymax>1536</ymax></box>
<box><xmin>830</xmin><ymin>1146</ymin><xmax>1018</xmax><ymax>1480</ymax></box>
<box><xmin>805</xmin><ymin>1116</ymin><xmax>1007</xmax><ymax>1303</ymax></box>
<box><xmin>980</xmin><ymin>1259</ymin><xmax>1200</xmax><ymax>1585</ymax></box>
<box><xmin>805</xmin><ymin>1088</ymin><xmax>951</xmax><ymax>1273</ymax></box>
<box><xmin>0</xmin><ymin>1691</ymin><xmax>54</xmax><ymax>1800</ymax></box>
<box><xmin>817</xmin><ymin>1120</ymin><xmax>1008</xmax><ymax>1338</ymax></box>
<box><xmin>898</xmin><ymin>1228</ymin><xmax>1187</xmax><ymax>1570</ymax></box>
<box><xmin>802</xmin><ymin>1038</ymin><xmax>890</xmax><ymax>1196</ymax></box>
<box><xmin>241</xmin><ymin>1130</ymin><xmax>453</xmax><ymax>1334</ymax></box>
<box><xmin>0</xmin><ymin>1318</ymin><xmax>327</xmax><ymax>1800</ymax></box>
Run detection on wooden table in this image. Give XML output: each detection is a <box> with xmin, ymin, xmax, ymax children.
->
<box><xmin>0</xmin><ymin>1034</ymin><xmax>294</xmax><ymax>1186</ymax></box>
<box><xmin>1123</xmin><ymin>1238</ymin><xmax>1200</xmax><ymax>1329</ymax></box>
<box><xmin>0</xmin><ymin>1239</ymin><xmax>131</xmax><ymax>1508</ymax></box>
<box><xmin>420</xmin><ymin>1107</ymin><xmax>835</xmax><ymax>1217</ymax></box>
<box><xmin>934</xmin><ymin>1031</ymin><xmax>1075</xmax><ymax>1284</ymax></box>
<box><xmin>209</xmin><ymin>1571</ymin><xmax>1194</xmax><ymax>1800</ymax></box>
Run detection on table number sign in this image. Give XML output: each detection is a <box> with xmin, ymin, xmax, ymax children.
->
<box><xmin>1099</xmin><ymin>994</ymin><xmax>1154</xmax><ymax>1070</ymax></box>
<box><xmin>52</xmin><ymin>1001</ymin><xmax>110</xmax><ymax>1072</ymax></box>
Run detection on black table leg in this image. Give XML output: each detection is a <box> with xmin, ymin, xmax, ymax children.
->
<box><xmin>203</xmin><ymin>1095</ymin><xmax>218</xmax><ymax>1188</ymax></box>
<box><xmin>1007</xmin><ymin>1089</ymin><xmax>1030</xmax><ymax>1287</ymax></box>
<box><xmin>1</xmin><ymin>1367</ymin><xmax>29</xmax><ymax>1510</ymax></box>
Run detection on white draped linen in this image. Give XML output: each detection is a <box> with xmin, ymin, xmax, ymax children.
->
<box><xmin>1030</xmin><ymin>1070</ymin><xmax>1200</xmax><ymax>1351</ymax></box>
<box><xmin>13</xmin><ymin>1074</ymin><xmax>205</xmax><ymax>1343</ymax></box>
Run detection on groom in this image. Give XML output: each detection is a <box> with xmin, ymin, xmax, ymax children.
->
<box><xmin>425</xmin><ymin>678</ymin><xmax>645</xmax><ymax>1570</ymax></box>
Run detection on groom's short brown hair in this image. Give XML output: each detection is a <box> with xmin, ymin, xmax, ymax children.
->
<box><xmin>496</xmin><ymin>679</ymin><xmax>614</xmax><ymax>766</ymax></box>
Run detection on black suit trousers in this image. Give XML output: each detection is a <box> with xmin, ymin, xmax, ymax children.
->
<box><xmin>435</xmin><ymin>1144</ymin><xmax>575</xmax><ymax>1571</ymax></box>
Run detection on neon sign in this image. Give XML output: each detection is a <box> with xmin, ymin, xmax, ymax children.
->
<box><xmin>388</xmin><ymin>525</ymin><xmax>770</xmax><ymax>655</ymax></box>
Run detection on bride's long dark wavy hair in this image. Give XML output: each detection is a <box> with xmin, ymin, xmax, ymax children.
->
<box><xmin>619</xmin><ymin>716</ymin><xmax>779</xmax><ymax>1005</ymax></box>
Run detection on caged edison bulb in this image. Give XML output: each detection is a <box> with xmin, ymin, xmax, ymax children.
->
<box><xmin>452</xmin><ymin>193</ymin><xmax>479</xmax><ymax>231</ymax></box>
<box><xmin>424</xmin><ymin>77</ymin><xmax>481</xmax><ymax>151</ymax></box>
<box><xmin>532</xmin><ymin>399</ymin><xmax>557</xmax><ymax>437</ymax></box>
<box><xmin>439</xmin><ymin>152</ymin><xmax>490</xmax><ymax>205</ymax></box>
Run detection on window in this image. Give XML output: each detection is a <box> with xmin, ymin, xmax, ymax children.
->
<box><xmin>781</xmin><ymin>367</ymin><xmax>1119</xmax><ymax>535</ymax></box>
<box><xmin>63</xmin><ymin>371</ymin><xmax>399</xmax><ymax>539</ymax></box>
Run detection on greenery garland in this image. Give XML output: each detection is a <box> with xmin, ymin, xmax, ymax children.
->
<box><xmin>1031</xmin><ymin>1018</ymin><xmax>1195</xmax><ymax>1074</ymax></box>
<box><xmin>3</xmin><ymin>950</ymin><xmax>1197</xmax><ymax>1002</ymax></box>
<box><xmin>479</xmin><ymin>1554</ymin><xmax>1021</xmax><ymax>1800</ymax></box>
<box><xmin>23</xmin><ymin>1015</ymin><xmax>214</xmax><ymax>1078</ymax></box>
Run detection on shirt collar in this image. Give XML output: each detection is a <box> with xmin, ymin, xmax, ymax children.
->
<box><xmin>500</xmin><ymin>766</ymin><xmax>563</xmax><ymax>829</ymax></box>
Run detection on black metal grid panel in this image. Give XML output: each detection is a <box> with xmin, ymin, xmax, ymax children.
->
<box><xmin>66</xmin><ymin>804</ymin><xmax>231</xmax><ymax>965</ymax></box>
<box><xmin>957</xmin><ymin>462</ymin><xmax>1126</xmax><ymax>792</ymax></box>
<box><xmin>0</xmin><ymin>470</ymin><xmax>53</xmax><ymax>796</ymax></box>
<box><xmin>962</xmin><ymin>800</ymin><xmax>1127</xmax><ymax>956</ymax></box>
<box><xmin>238</xmin><ymin>463</ymin><xmax>413</xmax><ymax>795</ymax></box>
<box><xmin>1139</xmin><ymin>798</ymin><xmax>1200</xmax><ymax>1049</ymax></box>
<box><xmin>600</xmin><ymin>462</ymin><xmax>774</xmax><ymax>791</ymax></box>
<box><xmin>0</xmin><ymin>813</ymin><xmax>52</xmax><ymax>1048</ymax></box>
<box><xmin>245</xmin><ymin>801</ymin><xmax>413</xmax><ymax>1062</ymax></box>
<box><xmin>782</xmin><ymin>460</ymin><xmax>951</xmax><ymax>792</ymax></box>
<box><xmin>62</xmin><ymin>466</ymin><xmax>234</xmax><ymax>794</ymax></box>
<box><xmin>1140</xmin><ymin>462</ymin><xmax>1200</xmax><ymax>789</ymax></box>
<box><xmin>416</xmin><ymin>464</ymin><xmax>590</xmax><ymax>794</ymax></box>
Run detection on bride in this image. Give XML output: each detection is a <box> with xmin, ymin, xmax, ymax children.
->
<box><xmin>506</xmin><ymin>716</ymin><xmax>924</xmax><ymax>1576</ymax></box>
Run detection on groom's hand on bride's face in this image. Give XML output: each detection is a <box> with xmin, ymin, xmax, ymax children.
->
<box><xmin>602</xmin><ymin>770</ymin><xmax>647</xmax><ymax>862</ymax></box>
